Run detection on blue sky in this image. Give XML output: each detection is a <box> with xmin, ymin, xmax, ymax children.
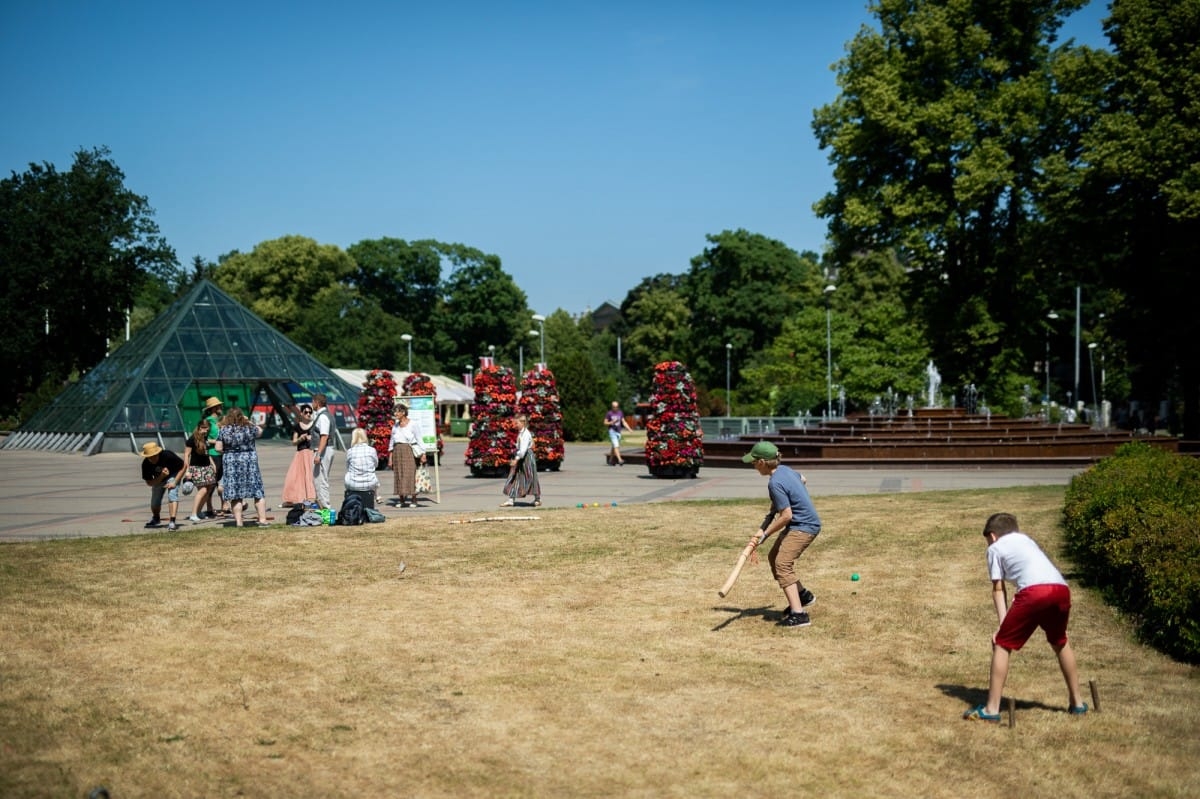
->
<box><xmin>1</xmin><ymin>1</ymin><xmax>1108</xmax><ymax>318</ymax></box>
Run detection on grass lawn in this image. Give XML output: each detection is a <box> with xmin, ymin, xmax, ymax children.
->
<box><xmin>1</xmin><ymin>486</ymin><xmax>1196</xmax><ymax>798</ymax></box>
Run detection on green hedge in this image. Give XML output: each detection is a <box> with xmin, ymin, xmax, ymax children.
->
<box><xmin>1062</xmin><ymin>442</ymin><xmax>1200</xmax><ymax>663</ymax></box>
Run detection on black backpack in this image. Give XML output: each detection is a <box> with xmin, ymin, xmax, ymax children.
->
<box><xmin>338</xmin><ymin>493</ymin><xmax>365</xmax><ymax>526</ymax></box>
<box><xmin>286</xmin><ymin>504</ymin><xmax>306</xmax><ymax>525</ymax></box>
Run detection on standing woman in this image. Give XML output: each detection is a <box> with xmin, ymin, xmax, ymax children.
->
<box><xmin>390</xmin><ymin>404</ymin><xmax>425</xmax><ymax>508</ymax></box>
<box><xmin>501</xmin><ymin>413</ymin><xmax>541</xmax><ymax>507</ymax></box>
<box><xmin>203</xmin><ymin>397</ymin><xmax>228</xmax><ymax>517</ymax></box>
<box><xmin>218</xmin><ymin>407</ymin><xmax>268</xmax><ymax>527</ymax></box>
<box><xmin>281</xmin><ymin>404</ymin><xmax>317</xmax><ymax>507</ymax></box>
<box><xmin>182</xmin><ymin>421</ymin><xmax>218</xmax><ymax>523</ymax></box>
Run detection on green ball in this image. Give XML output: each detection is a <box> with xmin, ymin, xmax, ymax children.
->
<box><xmin>851</xmin><ymin>573</ymin><xmax>861</xmax><ymax>581</ymax></box>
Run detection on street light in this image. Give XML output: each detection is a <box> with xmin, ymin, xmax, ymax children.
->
<box><xmin>1045</xmin><ymin>311</ymin><xmax>1059</xmax><ymax>406</ymax></box>
<box><xmin>1088</xmin><ymin>342</ymin><xmax>1099</xmax><ymax>427</ymax></box>
<box><xmin>488</xmin><ymin>344</ymin><xmax>496</xmax><ymax>365</ymax></box>
<box><xmin>531</xmin><ymin>313</ymin><xmax>546</xmax><ymax>364</ymax></box>
<box><xmin>529</xmin><ymin>330</ymin><xmax>540</xmax><ymax>368</ymax></box>
<box><xmin>400</xmin><ymin>333</ymin><xmax>413</xmax><ymax>373</ymax></box>
<box><xmin>725</xmin><ymin>342</ymin><xmax>732</xmax><ymax>417</ymax></box>
<box><xmin>824</xmin><ymin>285</ymin><xmax>837</xmax><ymax>416</ymax></box>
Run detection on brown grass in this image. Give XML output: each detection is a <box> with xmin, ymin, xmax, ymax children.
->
<box><xmin>1</xmin><ymin>486</ymin><xmax>1197</xmax><ymax>798</ymax></box>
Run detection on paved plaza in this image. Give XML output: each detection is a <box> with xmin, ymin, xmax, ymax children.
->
<box><xmin>0</xmin><ymin>439</ymin><xmax>1085</xmax><ymax>542</ymax></box>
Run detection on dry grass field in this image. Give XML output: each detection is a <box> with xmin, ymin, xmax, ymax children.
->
<box><xmin>1</xmin><ymin>486</ymin><xmax>1197</xmax><ymax>798</ymax></box>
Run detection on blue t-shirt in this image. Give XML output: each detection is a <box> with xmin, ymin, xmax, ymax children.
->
<box><xmin>768</xmin><ymin>464</ymin><xmax>821</xmax><ymax>534</ymax></box>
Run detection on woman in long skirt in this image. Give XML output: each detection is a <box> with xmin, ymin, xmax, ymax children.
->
<box><xmin>390</xmin><ymin>404</ymin><xmax>425</xmax><ymax>507</ymax></box>
<box><xmin>281</xmin><ymin>404</ymin><xmax>316</xmax><ymax>506</ymax></box>
<box><xmin>501</xmin><ymin>413</ymin><xmax>541</xmax><ymax>507</ymax></box>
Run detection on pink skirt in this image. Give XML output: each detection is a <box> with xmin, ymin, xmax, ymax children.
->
<box><xmin>281</xmin><ymin>449</ymin><xmax>316</xmax><ymax>506</ymax></box>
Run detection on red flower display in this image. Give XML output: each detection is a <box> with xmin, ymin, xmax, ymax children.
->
<box><xmin>518</xmin><ymin>366</ymin><xmax>564</xmax><ymax>471</ymax></box>
<box><xmin>464</xmin><ymin>361</ymin><xmax>518</xmax><ymax>477</ymax></box>
<box><xmin>356</xmin><ymin>369</ymin><xmax>397</xmax><ymax>466</ymax></box>
<box><xmin>644</xmin><ymin>360</ymin><xmax>703</xmax><ymax>478</ymax></box>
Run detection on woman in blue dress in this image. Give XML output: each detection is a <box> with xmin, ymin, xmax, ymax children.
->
<box><xmin>218</xmin><ymin>407</ymin><xmax>268</xmax><ymax>527</ymax></box>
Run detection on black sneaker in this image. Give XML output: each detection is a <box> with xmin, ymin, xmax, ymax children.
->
<box><xmin>780</xmin><ymin>611</ymin><xmax>811</xmax><ymax>627</ymax></box>
<box><xmin>144</xmin><ymin>517</ymin><xmax>161</xmax><ymax>528</ymax></box>
<box><xmin>799</xmin><ymin>588</ymin><xmax>816</xmax><ymax>607</ymax></box>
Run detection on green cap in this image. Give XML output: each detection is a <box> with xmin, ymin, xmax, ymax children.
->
<box><xmin>741</xmin><ymin>441</ymin><xmax>779</xmax><ymax>463</ymax></box>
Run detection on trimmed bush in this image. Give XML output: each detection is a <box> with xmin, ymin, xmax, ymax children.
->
<box><xmin>1063</xmin><ymin>443</ymin><xmax>1200</xmax><ymax>663</ymax></box>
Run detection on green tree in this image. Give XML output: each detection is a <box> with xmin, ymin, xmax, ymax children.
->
<box><xmin>440</xmin><ymin>248</ymin><xmax>529</xmax><ymax>367</ymax></box>
<box><xmin>1076</xmin><ymin>0</ymin><xmax>1200</xmax><ymax>436</ymax></box>
<box><xmin>0</xmin><ymin>146</ymin><xmax>178</xmax><ymax>420</ymax></box>
<box><xmin>812</xmin><ymin>0</ymin><xmax>1093</xmax><ymax>407</ymax></box>
<box><xmin>214</xmin><ymin>235</ymin><xmax>355</xmax><ymax>339</ymax></box>
<box><xmin>619</xmin><ymin>282</ymin><xmax>693</xmax><ymax>398</ymax></box>
<box><xmin>682</xmin><ymin>230</ymin><xmax>820</xmax><ymax>391</ymax></box>
<box><xmin>346</xmin><ymin>238</ymin><xmax>445</xmax><ymax>367</ymax></box>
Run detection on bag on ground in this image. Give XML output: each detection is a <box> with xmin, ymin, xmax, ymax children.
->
<box><xmin>338</xmin><ymin>493</ymin><xmax>365</xmax><ymax>526</ymax></box>
<box><xmin>364</xmin><ymin>507</ymin><xmax>386</xmax><ymax>523</ymax></box>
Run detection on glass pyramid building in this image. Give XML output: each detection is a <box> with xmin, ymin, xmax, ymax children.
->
<box><xmin>2</xmin><ymin>279</ymin><xmax>359</xmax><ymax>454</ymax></box>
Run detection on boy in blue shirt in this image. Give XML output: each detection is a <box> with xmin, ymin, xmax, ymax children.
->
<box><xmin>743</xmin><ymin>441</ymin><xmax>822</xmax><ymax>627</ymax></box>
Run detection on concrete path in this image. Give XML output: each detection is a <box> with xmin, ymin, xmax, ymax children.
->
<box><xmin>0</xmin><ymin>440</ymin><xmax>1085</xmax><ymax>542</ymax></box>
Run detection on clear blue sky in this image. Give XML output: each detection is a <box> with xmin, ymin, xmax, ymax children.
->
<box><xmin>1</xmin><ymin>1</ymin><xmax>1108</xmax><ymax>318</ymax></box>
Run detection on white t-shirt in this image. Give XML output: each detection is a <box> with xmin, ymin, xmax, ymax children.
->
<box><xmin>986</xmin><ymin>532</ymin><xmax>1067</xmax><ymax>592</ymax></box>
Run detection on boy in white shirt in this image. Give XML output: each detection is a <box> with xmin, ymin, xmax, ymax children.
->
<box><xmin>964</xmin><ymin>512</ymin><xmax>1088</xmax><ymax>721</ymax></box>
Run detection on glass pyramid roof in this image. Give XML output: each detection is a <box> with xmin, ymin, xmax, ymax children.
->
<box><xmin>9</xmin><ymin>280</ymin><xmax>360</xmax><ymax>453</ymax></box>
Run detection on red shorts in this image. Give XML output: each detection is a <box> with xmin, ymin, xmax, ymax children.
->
<box><xmin>993</xmin><ymin>583</ymin><xmax>1071</xmax><ymax>651</ymax></box>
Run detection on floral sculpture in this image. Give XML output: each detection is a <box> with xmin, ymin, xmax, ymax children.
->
<box><xmin>517</xmin><ymin>366</ymin><xmax>564</xmax><ymax>471</ymax></box>
<box><xmin>464</xmin><ymin>360</ymin><xmax>518</xmax><ymax>477</ymax></box>
<box><xmin>644</xmin><ymin>360</ymin><xmax>704</xmax><ymax>478</ymax></box>
<box><xmin>356</xmin><ymin>368</ymin><xmax>396</xmax><ymax>466</ymax></box>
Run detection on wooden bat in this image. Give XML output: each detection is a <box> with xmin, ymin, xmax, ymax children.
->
<box><xmin>718</xmin><ymin>541</ymin><xmax>758</xmax><ymax>597</ymax></box>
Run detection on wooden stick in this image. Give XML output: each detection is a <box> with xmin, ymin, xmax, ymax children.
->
<box><xmin>1089</xmin><ymin>679</ymin><xmax>1101</xmax><ymax>712</ymax></box>
<box><xmin>448</xmin><ymin>515</ymin><xmax>541</xmax><ymax>524</ymax></box>
<box><xmin>1007</xmin><ymin>696</ymin><xmax>1016</xmax><ymax>728</ymax></box>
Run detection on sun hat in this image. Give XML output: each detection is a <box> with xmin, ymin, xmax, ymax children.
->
<box><xmin>204</xmin><ymin>396</ymin><xmax>224</xmax><ymax>410</ymax></box>
<box><xmin>741</xmin><ymin>441</ymin><xmax>779</xmax><ymax>463</ymax></box>
<box><xmin>140</xmin><ymin>442</ymin><xmax>163</xmax><ymax>458</ymax></box>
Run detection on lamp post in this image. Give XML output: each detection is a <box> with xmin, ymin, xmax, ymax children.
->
<box><xmin>1073</xmin><ymin>286</ymin><xmax>1081</xmax><ymax>413</ymax></box>
<box><xmin>1089</xmin><ymin>343</ymin><xmax>1099</xmax><ymax>429</ymax></box>
<box><xmin>401</xmin><ymin>333</ymin><xmax>413</xmax><ymax>373</ymax></box>
<box><xmin>531</xmin><ymin>313</ymin><xmax>546</xmax><ymax>365</ymax></box>
<box><xmin>529</xmin><ymin>330</ymin><xmax>540</xmax><ymax>368</ymax></box>
<box><xmin>465</xmin><ymin>364</ymin><xmax>473</xmax><ymax>388</ymax></box>
<box><xmin>1045</xmin><ymin>311</ymin><xmax>1059</xmax><ymax>407</ymax></box>
<box><xmin>519</xmin><ymin>345</ymin><xmax>524</xmax><ymax>375</ymax></box>
<box><xmin>824</xmin><ymin>284</ymin><xmax>836</xmax><ymax>416</ymax></box>
<box><xmin>488</xmin><ymin>344</ymin><xmax>496</xmax><ymax>365</ymax></box>
<box><xmin>725</xmin><ymin>342</ymin><xmax>732</xmax><ymax>417</ymax></box>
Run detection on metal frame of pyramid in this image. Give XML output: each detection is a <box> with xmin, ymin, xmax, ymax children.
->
<box><xmin>2</xmin><ymin>280</ymin><xmax>360</xmax><ymax>455</ymax></box>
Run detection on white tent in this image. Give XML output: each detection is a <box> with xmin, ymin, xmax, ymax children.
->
<box><xmin>333</xmin><ymin>369</ymin><xmax>475</xmax><ymax>417</ymax></box>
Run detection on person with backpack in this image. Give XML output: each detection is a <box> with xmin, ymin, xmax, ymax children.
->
<box><xmin>310</xmin><ymin>393</ymin><xmax>335</xmax><ymax>509</ymax></box>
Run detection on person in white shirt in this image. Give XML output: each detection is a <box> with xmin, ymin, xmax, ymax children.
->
<box><xmin>310</xmin><ymin>393</ymin><xmax>335</xmax><ymax>509</ymax></box>
<box><xmin>963</xmin><ymin>512</ymin><xmax>1087</xmax><ymax>722</ymax></box>
<box><xmin>500</xmin><ymin>413</ymin><xmax>540</xmax><ymax>507</ymax></box>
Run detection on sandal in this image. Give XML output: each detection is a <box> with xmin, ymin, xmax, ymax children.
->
<box><xmin>533</xmin><ymin>500</ymin><xmax>541</xmax><ymax>507</ymax></box>
<box><xmin>962</xmin><ymin>704</ymin><xmax>1001</xmax><ymax>722</ymax></box>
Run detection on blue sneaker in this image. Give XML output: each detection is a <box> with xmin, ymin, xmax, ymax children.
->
<box><xmin>963</xmin><ymin>704</ymin><xmax>1001</xmax><ymax>722</ymax></box>
<box><xmin>1069</xmin><ymin>703</ymin><xmax>1089</xmax><ymax>715</ymax></box>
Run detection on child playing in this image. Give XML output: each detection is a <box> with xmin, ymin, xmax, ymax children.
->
<box><xmin>742</xmin><ymin>440</ymin><xmax>820</xmax><ymax>627</ymax></box>
<box><xmin>963</xmin><ymin>512</ymin><xmax>1088</xmax><ymax>721</ymax></box>
<box><xmin>500</xmin><ymin>413</ymin><xmax>541</xmax><ymax>507</ymax></box>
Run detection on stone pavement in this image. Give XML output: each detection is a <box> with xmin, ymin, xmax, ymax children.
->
<box><xmin>0</xmin><ymin>440</ymin><xmax>1085</xmax><ymax>543</ymax></box>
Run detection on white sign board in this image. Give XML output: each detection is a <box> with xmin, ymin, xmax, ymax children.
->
<box><xmin>400</xmin><ymin>395</ymin><xmax>438</xmax><ymax>454</ymax></box>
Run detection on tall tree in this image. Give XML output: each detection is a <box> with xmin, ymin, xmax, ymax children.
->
<box><xmin>214</xmin><ymin>235</ymin><xmax>355</xmax><ymax>339</ymax></box>
<box><xmin>1078</xmin><ymin>0</ymin><xmax>1200</xmax><ymax>436</ymax></box>
<box><xmin>439</xmin><ymin>247</ymin><xmax>528</xmax><ymax>367</ymax></box>
<box><xmin>812</xmin><ymin>0</ymin><xmax>1091</xmax><ymax>405</ymax></box>
<box><xmin>0</xmin><ymin>146</ymin><xmax>178</xmax><ymax>420</ymax></box>
<box><xmin>682</xmin><ymin>230</ymin><xmax>820</xmax><ymax>390</ymax></box>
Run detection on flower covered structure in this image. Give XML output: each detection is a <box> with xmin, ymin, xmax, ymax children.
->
<box><xmin>464</xmin><ymin>361</ymin><xmax>518</xmax><ymax>477</ymax></box>
<box><xmin>644</xmin><ymin>360</ymin><xmax>704</xmax><ymax>478</ymax></box>
<box><xmin>517</xmin><ymin>366</ymin><xmax>564</xmax><ymax>471</ymax></box>
<box><xmin>356</xmin><ymin>369</ymin><xmax>396</xmax><ymax>466</ymax></box>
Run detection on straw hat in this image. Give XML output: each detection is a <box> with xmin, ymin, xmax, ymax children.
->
<box><xmin>140</xmin><ymin>442</ymin><xmax>163</xmax><ymax>458</ymax></box>
<box><xmin>204</xmin><ymin>396</ymin><xmax>224</xmax><ymax>410</ymax></box>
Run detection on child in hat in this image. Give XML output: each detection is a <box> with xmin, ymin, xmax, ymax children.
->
<box><xmin>140</xmin><ymin>442</ymin><xmax>185</xmax><ymax>531</ymax></box>
<box><xmin>742</xmin><ymin>440</ymin><xmax>821</xmax><ymax>627</ymax></box>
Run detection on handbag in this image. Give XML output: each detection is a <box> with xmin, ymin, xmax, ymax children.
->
<box><xmin>415</xmin><ymin>465</ymin><xmax>432</xmax><ymax>494</ymax></box>
<box><xmin>410</xmin><ymin>442</ymin><xmax>424</xmax><ymax>458</ymax></box>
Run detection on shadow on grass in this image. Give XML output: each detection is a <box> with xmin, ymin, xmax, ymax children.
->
<box><xmin>936</xmin><ymin>683</ymin><xmax>1064</xmax><ymax>714</ymax></box>
<box><xmin>711</xmin><ymin>604</ymin><xmax>779</xmax><ymax>631</ymax></box>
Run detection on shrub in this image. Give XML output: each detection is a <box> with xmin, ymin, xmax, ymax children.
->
<box><xmin>1063</xmin><ymin>443</ymin><xmax>1200</xmax><ymax>663</ymax></box>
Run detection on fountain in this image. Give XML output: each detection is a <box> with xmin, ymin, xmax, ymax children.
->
<box><xmin>925</xmin><ymin>361</ymin><xmax>941</xmax><ymax>408</ymax></box>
